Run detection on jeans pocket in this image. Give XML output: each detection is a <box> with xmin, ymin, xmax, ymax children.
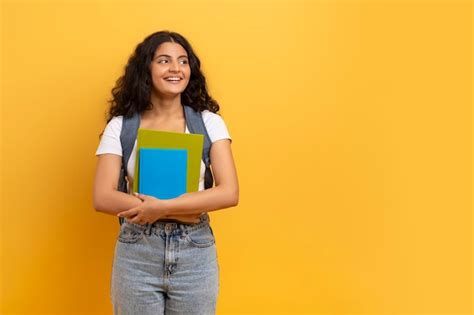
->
<box><xmin>185</xmin><ymin>225</ymin><xmax>215</xmax><ymax>248</ymax></box>
<box><xmin>118</xmin><ymin>222</ymin><xmax>145</xmax><ymax>244</ymax></box>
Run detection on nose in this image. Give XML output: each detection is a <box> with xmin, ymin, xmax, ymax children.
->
<box><xmin>169</xmin><ymin>60</ymin><xmax>180</xmax><ymax>72</ymax></box>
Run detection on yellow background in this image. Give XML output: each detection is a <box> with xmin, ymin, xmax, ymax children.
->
<box><xmin>1</xmin><ymin>0</ymin><xmax>472</xmax><ymax>314</ymax></box>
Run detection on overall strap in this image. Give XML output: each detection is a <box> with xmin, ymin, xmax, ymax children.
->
<box><xmin>183</xmin><ymin>105</ymin><xmax>214</xmax><ymax>189</ymax></box>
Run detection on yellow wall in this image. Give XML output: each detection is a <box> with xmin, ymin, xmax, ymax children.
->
<box><xmin>1</xmin><ymin>0</ymin><xmax>471</xmax><ymax>314</ymax></box>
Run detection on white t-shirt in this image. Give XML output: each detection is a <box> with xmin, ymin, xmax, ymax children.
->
<box><xmin>95</xmin><ymin>110</ymin><xmax>232</xmax><ymax>192</ymax></box>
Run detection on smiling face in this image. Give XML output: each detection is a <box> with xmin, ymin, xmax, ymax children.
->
<box><xmin>149</xmin><ymin>41</ymin><xmax>191</xmax><ymax>98</ymax></box>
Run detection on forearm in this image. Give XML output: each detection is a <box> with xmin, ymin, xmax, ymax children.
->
<box><xmin>162</xmin><ymin>186</ymin><xmax>238</xmax><ymax>216</ymax></box>
<box><xmin>93</xmin><ymin>190</ymin><xmax>142</xmax><ymax>216</ymax></box>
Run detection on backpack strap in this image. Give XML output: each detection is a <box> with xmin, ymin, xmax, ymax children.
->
<box><xmin>117</xmin><ymin>105</ymin><xmax>213</xmax><ymax>226</ymax></box>
<box><xmin>183</xmin><ymin>105</ymin><xmax>214</xmax><ymax>190</ymax></box>
<box><xmin>118</xmin><ymin>112</ymin><xmax>140</xmax><ymax>225</ymax></box>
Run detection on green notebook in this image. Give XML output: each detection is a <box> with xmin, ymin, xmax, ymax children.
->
<box><xmin>133</xmin><ymin>128</ymin><xmax>204</xmax><ymax>194</ymax></box>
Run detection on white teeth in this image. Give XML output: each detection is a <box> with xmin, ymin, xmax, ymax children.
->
<box><xmin>165</xmin><ymin>77</ymin><xmax>181</xmax><ymax>81</ymax></box>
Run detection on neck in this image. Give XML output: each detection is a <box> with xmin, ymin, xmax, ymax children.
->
<box><xmin>146</xmin><ymin>91</ymin><xmax>184</xmax><ymax>119</ymax></box>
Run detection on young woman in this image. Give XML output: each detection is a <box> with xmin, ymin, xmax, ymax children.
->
<box><xmin>93</xmin><ymin>30</ymin><xmax>239</xmax><ymax>314</ymax></box>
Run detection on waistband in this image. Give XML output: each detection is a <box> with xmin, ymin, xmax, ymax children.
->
<box><xmin>130</xmin><ymin>213</ymin><xmax>211</xmax><ymax>234</ymax></box>
<box><xmin>154</xmin><ymin>213</ymin><xmax>209</xmax><ymax>229</ymax></box>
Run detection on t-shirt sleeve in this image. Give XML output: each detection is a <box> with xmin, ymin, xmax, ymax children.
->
<box><xmin>202</xmin><ymin>110</ymin><xmax>233</xmax><ymax>144</ymax></box>
<box><xmin>95</xmin><ymin>116</ymin><xmax>123</xmax><ymax>156</ymax></box>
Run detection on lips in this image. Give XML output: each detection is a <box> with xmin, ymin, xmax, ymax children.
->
<box><xmin>164</xmin><ymin>76</ymin><xmax>183</xmax><ymax>82</ymax></box>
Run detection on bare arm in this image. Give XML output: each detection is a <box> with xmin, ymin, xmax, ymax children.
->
<box><xmin>160</xmin><ymin>138</ymin><xmax>239</xmax><ymax>215</ymax></box>
<box><xmin>92</xmin><ymin>154</ymin><xmax>142</xmax><ymax>215</ymax></box>
<box><xmin>116</xmin><ymin>138</ymin><xmax>239</xmax><ymax>223</ymax></box>
<box><xmin>156</xmin><ymin>139</ymin><xmax>239</xmax><ymax>215</ymax></box>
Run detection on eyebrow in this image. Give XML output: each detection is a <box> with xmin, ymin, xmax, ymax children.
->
<box><xmin>154</xmin><ymin>54</ymin><xmax>189</xmax><ymax>59</ymax></box>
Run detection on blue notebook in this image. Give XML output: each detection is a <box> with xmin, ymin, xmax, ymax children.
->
<box><xmin>138</xmin><ymin>148</ymin><xmax>188</xmax><ymax>200</ymax></box>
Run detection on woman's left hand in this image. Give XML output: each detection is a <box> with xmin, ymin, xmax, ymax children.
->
<box><xmin>117</xmin><ymin>193</ymin><xmax>168</xmax><ymax>225</ymax></box>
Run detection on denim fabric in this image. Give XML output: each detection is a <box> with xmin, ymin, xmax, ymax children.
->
<box><xmin>110</xmin><ymin>214</ymin><xmax>219</xmax><ymax>314</ymax></box>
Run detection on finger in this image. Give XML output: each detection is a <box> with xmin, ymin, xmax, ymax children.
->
<box><xmin>124</xmin><ymin>216</ymin><xmax>137</xmax><ymax>224</ymax></box>
<box><xmin>129</xmin><ymin>215</ymin><xmax>144</xmax><ymax>225</ymax></box>
<box><xmin>133</xmin><ymin>192</ymin><xmax>147</xmax><ymax>201</ymax></box>
<box><xmin>132</xmin><ymin>193</ymin><xmax>142</xmax><ymax>201</ymax></box>
<box><xmin>118</xmin><ymin>208</ymin><xmax>139</xmax><ymax>219</ymax></box>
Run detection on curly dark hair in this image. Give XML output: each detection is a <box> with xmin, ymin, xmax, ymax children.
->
<box><xmin>105</xmin><ymin>30</ymin><xmax>220</xmax><ymax>123</ymax></box>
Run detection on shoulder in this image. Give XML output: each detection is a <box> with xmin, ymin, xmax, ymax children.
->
<box><xmin>201</xmin><ymin>110</ymin><xmax>226</xmax><ymax>125</ymax></box>
<box><xmin>108</xmin><ymin>115</ymin><xmax>123</xmax><ymax>128</ymax></box>
<box><xmin>102</xmin><ymin>115</ymin><xmax>124</xmax><ymax>138</ymax></box>
<box><xmin>96</xmin><ymin>116</ymin><xmax>124</xmax><ymax>156</ymax></box>
<box><xmin>200</xmin><ymin>110</ymin><xmax>232</xmax><ymax>143</ymax></box>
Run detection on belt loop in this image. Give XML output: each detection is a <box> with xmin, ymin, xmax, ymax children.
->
<box><xmin>145</xmin><ymin>223</ymin><xmax>152</xmax><ymax>236</ymax></box>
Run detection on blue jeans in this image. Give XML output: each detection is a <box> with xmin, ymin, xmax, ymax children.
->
<box><xmin>110</xmin><ymin>214</ymin><xmax>219</xmax><ymax>314</ymax></box>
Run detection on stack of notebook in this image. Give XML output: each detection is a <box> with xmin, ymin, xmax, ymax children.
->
<box><xmin>134</xmin><ymin>128</ymin><xmax>204</xmax><ymax>199</ymax></box>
